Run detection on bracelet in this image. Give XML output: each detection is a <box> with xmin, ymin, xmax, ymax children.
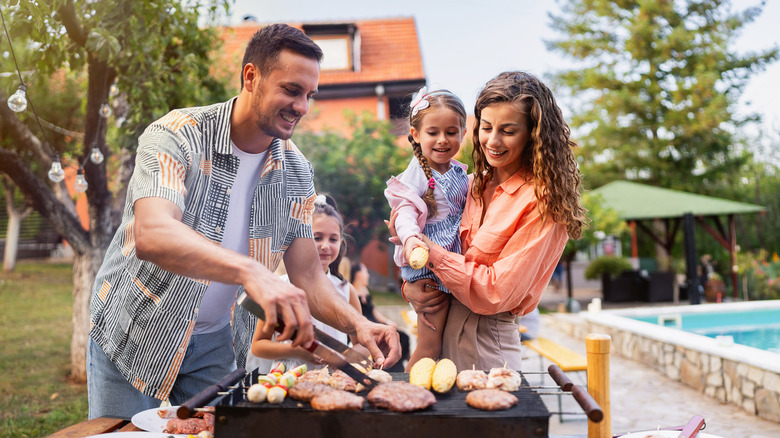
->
<box><xmin>401</xmin><ymin>280</ymin><xmax>409</xmax><ymax>303</ymax></box>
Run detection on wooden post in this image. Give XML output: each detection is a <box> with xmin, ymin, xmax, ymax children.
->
<box><xmin>587</xmin><ymin>334</ymin><xmax>611</xmax><ymax>438</ymax></box>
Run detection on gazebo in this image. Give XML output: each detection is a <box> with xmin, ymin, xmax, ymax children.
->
<box><xmin>590</xmin><ymin>180</ymin><xmax>766</xmax><ymax>301</ymax></box>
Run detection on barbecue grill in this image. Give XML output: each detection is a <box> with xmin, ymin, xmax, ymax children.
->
<box><xmin>209</xmin><ymin>369</ymin><xmax>597</xmax><ymax>438</ymax></box>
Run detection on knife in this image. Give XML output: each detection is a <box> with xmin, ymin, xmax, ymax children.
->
<box><xmin>237</xmin><ymin>292</ymin><xmax>379</xmax><ymax>389</ymax></box>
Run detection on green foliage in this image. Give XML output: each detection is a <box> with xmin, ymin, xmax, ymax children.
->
<box><xmin>547</xmin><ymin>0</ymin><xmax>778</xmax><ymax>192</ymax></box>
<box><xmin>565</xmin><ymin>192</ymin><xmax>628</xmax><ymax>255</ymax></box>
<box><xmin>584</xmin><ymin>255</ymin><xmax>633</xmax><ymax>280</ymax></box>
<box><xmin>736</xmin><ymin>249</ymin><xmax>780</xmax><ymax>300</ymax></box>
<box><xmin>0</xmin><ymin>262</ymin><xmax>87</xmax><ymax>437</ymax></box>
<box><xmin>294</xmin><ymin>111</ymin><xmax>410</xmax><ymax>253</ymax></box>
<box><xmin>3</xmin><ymin>0</ymin><xmax>232</xmax><ymax>152</ymax></box>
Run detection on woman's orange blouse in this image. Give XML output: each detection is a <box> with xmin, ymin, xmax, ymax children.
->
<box><xmin>427</xmin><ymin>171</ymin><xmax>568</xmax><ymax>316</ymax></box>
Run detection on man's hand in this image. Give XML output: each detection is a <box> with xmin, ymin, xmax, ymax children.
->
<box><xmin>402</xmin><ymin>278</ymin><xmax>448</xmax><ymax>330</ymax></box>
<box><xmin>242</xmin><ymin>274</ymin><xmax>314</xmax><ymax>348</ymax></box>
<box><xmin>352</xmin><ymin>319</ymin><xmax>402</xmax><ymax>369</ymax></box>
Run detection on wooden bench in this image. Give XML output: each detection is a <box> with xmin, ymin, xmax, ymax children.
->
<box><xmin>522</xmin><ymin>336</ymin><xmax>587</xmax><ymax>421</ymax></box>
<box><xmin>522</xmin><ymin>336</ymin><xmax>587</xmax><ymax>373</ymax></box>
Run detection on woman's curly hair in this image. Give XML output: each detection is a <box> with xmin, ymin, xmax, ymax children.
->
<box><xmin>471</xmin><ymin>71</ymin><xmax>587</xmax><ymax>239</ymax></box>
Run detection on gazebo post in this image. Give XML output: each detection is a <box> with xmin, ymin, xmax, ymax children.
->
<box><xmin>629</xmin><ymin>220</ymin><xmax>638</xmax><ymax>258</ymax></box>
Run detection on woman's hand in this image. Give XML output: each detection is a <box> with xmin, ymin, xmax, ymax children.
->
<box><xmin>403</xmin><ymin>278</ymin><xmax>448</xmax><ymax>330</ymax></box>
<box><xmin>384</xmin><ymin>209</ymin><xmax>402</xmax><ymax>246</ymax></box>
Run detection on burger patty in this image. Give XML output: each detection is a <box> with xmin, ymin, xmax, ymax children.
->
<box><xmin>367</xmin><ymin>381</ymin><xmax>436</xmax><ymax>412</ymax></box>
<box><xmin>465</xmin><ymin>389</ymin><xmax>519</xmax><ymax>411</ymax></box>
<box><xmin>310</xmin><ymin>389</ymin><xmax>365</xmax><ymax>411</ymax></box>
<box><xmin>288</xmin><ymin>381</ymin><xmax>335</xmax><ymax>402</ymax></box>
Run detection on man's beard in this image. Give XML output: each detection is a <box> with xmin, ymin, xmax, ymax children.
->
<box><xmin>254</xmin><ymin>92</ymin><xmax>298</xmax><ymax>140</ymax></box>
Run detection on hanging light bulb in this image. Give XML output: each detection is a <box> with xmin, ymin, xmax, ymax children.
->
<box><xmin>74</xmin><ymin>168</ymin><xmax>88</xmax><ymax>192</ymax></box>
<box><xmin>7</xmin><ymin>84</ymin><xmax>27</xmax><ymax>112</ymax></box>
<box><xmin>109</xmin><ymin>82</ymin><xmax>119</xmax><ymax>97</ymax></box>
<box><xmin>89</xmin><ymin>146</ymin><xmax>104</xmax><ymax>164</ymax></box>
<box><xmin>99</xmin><ymin>103</ymin><xmax>112</xmax><ymax>118</ymax></box>
<box><xmin>47</xmin><ymin>159</ymin><xmax>65</xmax><ymax>183</ymax></box>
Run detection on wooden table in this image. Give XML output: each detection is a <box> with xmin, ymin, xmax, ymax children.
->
<box><xmin>46</xmin><ymin>417</ymin><xmax>143</xmax><ymax>437</ymax></box>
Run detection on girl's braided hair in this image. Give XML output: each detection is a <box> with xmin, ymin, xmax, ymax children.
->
<box><xmin>471</xmin><ymin>72</ymin><xmax>587</xmax><ymax>239</ymax></box>
<box><xmin>408</xmin><ymin>89</ymin><xmax>467</xmax><ymax>218</ymax></box>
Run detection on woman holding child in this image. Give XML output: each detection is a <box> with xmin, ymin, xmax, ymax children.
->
<box><xmin>393</xmin><ymin>71</ymin><xmax>587</xmax><ymax>370</ymax></box>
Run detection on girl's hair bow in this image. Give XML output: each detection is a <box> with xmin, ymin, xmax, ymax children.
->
<box><xmin>427</xmin><ymin>177</ymin><xmax>435</xmax><ymax>189</ymax></box>
<box><xmin>410</xmin><ymin>86</ymin><xmax>430</xmax><ymax>117</ymax></box>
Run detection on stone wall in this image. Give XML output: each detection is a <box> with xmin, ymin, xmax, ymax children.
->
<box><xmin>550</xmin><ymin>314</ymin><xmax>780</xmax><ymax>423</ymax></box>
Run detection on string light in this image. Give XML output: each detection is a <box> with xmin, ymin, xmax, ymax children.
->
<box><xmin>7</xmin><ymin>84</ymin><xmax>27</xmax><ymax>112</ymax></box>
<box><xmin>99</xmin><ymin>102</ymin><xmax>112</xmax><ymax>118</ymax></box>
<box><xmin>89</xmin><ymin>146</ymin><xmax>104</xmax><ymax>164</ymax></box>
<box><xmin>74</xmin><ymin>168</ymin><xmax>88</xmax><ymax>192</ymax></box>
<box><xmin>3</xmin><ymin>6</ymin><xmax>113</xmax><ymax>194</ymax></box>
<box><xmin>47</xmin><ymin>157</ymin><xmax>66</xmax><ymax>183</ymax></box>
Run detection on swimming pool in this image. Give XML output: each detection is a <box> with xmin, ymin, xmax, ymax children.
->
<box><xmin>629</xmin><ymin>307</ymin><xmax>780</xmax><ymax>353</ymax></box>
<box><xmin>550</xmin><ymin>300</ymin><xmax>780</xmax><ymax>423</ymax></box>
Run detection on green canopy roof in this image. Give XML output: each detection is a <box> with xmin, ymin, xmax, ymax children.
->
<box><xmin>590</xmin><ymin>180</ymin><xmax>765</xmax><ymax>220</ymax></box>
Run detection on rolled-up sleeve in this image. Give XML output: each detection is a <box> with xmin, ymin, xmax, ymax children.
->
<box><xmin>130</xmin><ymin>126</ymin><xmax>192</xmax><ymax>212</ymax></box>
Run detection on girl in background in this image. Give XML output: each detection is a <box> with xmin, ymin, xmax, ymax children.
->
<box><xmin>384</xmin><ymin>87</ymin><xmax>468</xmax><ymax>370</ymax></box>
<box><xmin>250</xmin><ymin>195</ymin><xmax>364</xmax><ymax>372</ymax></box>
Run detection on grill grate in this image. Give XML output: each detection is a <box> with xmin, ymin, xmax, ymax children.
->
<box><xmin>213</xmin><ymin>371</ymin><xmax>550</xmax><ymax>437</ymax></box>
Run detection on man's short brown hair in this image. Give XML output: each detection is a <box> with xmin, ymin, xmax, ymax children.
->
<box><xmin>240</xmin><ymin>23</ymin><xmax>323</xmax><ymax>88</ymax></box>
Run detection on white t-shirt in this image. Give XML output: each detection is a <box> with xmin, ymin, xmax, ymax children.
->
<box><xmin>194</xmin><ymin>143</ymin><xmax>267</xmax><ymax>334</ymax></box>
<box><xmin>245</xmin><ymin>272</ymin><xmax>351</xmax><ymax>373</ymax></box>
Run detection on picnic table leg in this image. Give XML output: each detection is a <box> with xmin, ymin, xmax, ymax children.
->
<box><xmin>586</xmin><ymin>334</ymin><xmax>611</xmax><ymax>438</ymax></box>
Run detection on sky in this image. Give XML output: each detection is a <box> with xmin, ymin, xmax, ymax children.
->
<box><xmin>224</xmin><ymin>0</ymin><xmax>780</xmax><ymax>136</ymax></box>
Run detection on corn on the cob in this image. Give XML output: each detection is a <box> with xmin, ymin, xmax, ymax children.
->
<box><xmin>431</xmin><ymin>358</ymin><xmax>457</xmax><ymax>393</ymax></box>
<box><xmin>409</xmin><ymin>357</ymin><xmax>436</xmax><ymax>389</ymax></box>
<box><xmin>409</xmin><ymin>247</ymin><xmax>429</xmax><ymax>270</ymax></box>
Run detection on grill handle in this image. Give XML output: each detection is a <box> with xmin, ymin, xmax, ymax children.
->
<box><xmin>571</xmin><ymin>385</ymin><xmax>603</xmax><ymax>422</ymax></box>
<box><xmin>177</xmin><ymin>367</ymin><xmax>246</xmax><ymax>419</ymax></box>
<box><xmin>547</xmin><ymin>364</ymin><xmax>574</xmax><ymax>391</ymax></box>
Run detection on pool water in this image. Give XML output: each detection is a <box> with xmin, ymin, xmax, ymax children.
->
<box><xmin>631</xmin><ymin>308</ymin><xmax>780</xmax><ymax>353</ymax></box>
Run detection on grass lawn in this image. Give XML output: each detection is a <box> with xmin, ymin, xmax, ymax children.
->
<box><xmin>0</xmin><ymin>261</ymin><xmax>87</xmax><ymax>438</ymax></box>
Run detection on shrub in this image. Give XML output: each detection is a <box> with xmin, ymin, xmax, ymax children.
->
<box><xmin>584</xmin><ymin>255</ymin><xmax>633</xmax><ymax>280</ymax></box>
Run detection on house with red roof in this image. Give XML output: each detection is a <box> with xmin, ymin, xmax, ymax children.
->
<box><xmin>216</xmin><ymin>16</ymin><xmax>427</xmax><ymax>135</ymax></box>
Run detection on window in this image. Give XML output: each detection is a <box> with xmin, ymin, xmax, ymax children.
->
<box><xmin>303</xmin><ymin>23</ymin><xmax>358</xmax><ymax>72</ymax></box>
<box><xmin>312</xmin><ymin>36</ymin><xmax>351</xmax><ymax>71</ymax></box>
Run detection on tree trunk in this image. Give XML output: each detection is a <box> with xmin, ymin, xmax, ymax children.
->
<box><xmin>3</xmin><ymin>178</ymin><xmax>32</xmax><ymax>272</ymax></box>
<box><xmin>70</xmin><ymin>247</ymin><xmax>105</xmax><ymax>383</ymax></box>
<box><xmin>653</xmin><ymin>218</ymin><xmax>670</xmax><ymax>270</ymax></box>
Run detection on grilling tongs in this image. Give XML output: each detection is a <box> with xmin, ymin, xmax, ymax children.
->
<box><xmin>237</xmin><ymin>291</ymin><xmax>379</xmax><ymax>389</ymax></box>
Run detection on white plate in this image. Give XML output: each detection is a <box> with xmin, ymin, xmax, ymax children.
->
<box><xmin>84</xmin><ymin>433</ymin><xmax>179</xmax><ymax>438</ymax></box>
<box><xmin>618</xmin><ymin>430</ymin><xmax>723</xmax><ymax>438</ymax></box>
<box><xmin>130</xmin><ymin>406</ymin><xmax>187</xmax><ymax>437</ymax></box>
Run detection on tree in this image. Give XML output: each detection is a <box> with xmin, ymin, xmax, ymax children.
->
<box><xmin>547</xmin><ymin>0</ymin><xmax>778</xmax><ymax>193</ymax></box>
<box><xmin>294</xmin><ymin>111</ymin><xmax>410</xmax><ymax>256</ymax></box>
<box><xmin>0</xmin><ymin>0</ymin><xmax>230</xmax><ymax>382</ymax></box>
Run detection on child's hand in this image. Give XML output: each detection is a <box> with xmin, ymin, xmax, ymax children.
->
<box><xmin>403</xmin><ymin>236</ymin><xmax>428</xmax><ymax>267</ymax></box>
